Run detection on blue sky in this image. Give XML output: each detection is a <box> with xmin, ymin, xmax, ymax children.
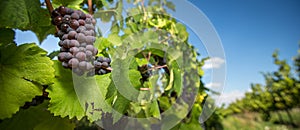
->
<box><xmin>15</xmin><ymin>0</ymin><xmax>300</xmax><ymax>105</ymax></box>
<box><xmin>187</xmin><ymin>0</ymin><xmax>300</xmax><ymax>104</ymax></box>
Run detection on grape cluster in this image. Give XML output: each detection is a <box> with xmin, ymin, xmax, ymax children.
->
<box><xmin>94</xmin><ymin>56</ymin><xmax>112</xmax><ymax>75</ymax></box>
<box><xmin>51</xmin><ymin>6</ymin><xmax>111</xmax><ymax>76</ymax></box>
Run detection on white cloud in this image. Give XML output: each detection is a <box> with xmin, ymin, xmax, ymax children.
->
<box><xmin>202</xmin><ymin>57</ymin><xmax>225</xmax><ymax>69</ymax></box>
<box><xmin>206</xmin><ymin>82</ymin><xmax>222</xmax><ymax>89</ymax></box>
<box><xmin>216</xmin><ymin>90</ymin><xmax>245</xmax><ymax>106</ymax></box>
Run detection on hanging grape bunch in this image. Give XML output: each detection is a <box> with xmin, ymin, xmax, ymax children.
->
<box><xmin>138</xmin><ymin>64</ymin><xmax>153</xmax><ymax>82</ymax></box>
<box><xmin>51</xmin><ymin>6</ymin><xmax>111</xmax><ymax>76</ymax></box>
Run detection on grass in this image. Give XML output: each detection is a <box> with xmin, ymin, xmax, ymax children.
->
<box><xmin>221</xmin><ymin>108</ymin><xmax>300</xmax><ymax>130</ymax></box>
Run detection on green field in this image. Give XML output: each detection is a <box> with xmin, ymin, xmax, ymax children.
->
<box><xmin>222</xmin><ymin>108</ymin><xmax>300</xmax><ymax>130</ymax></box>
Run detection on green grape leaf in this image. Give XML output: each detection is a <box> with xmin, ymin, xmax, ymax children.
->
<box><xmin>144</xmin><ymin>101</ymin><xmax>161</xmax><ymax>120</ymax></box>
<box><xmin>0</xmin><ymin>102</ymin><xmax>75</xmax><ymax>130</ymax></box>
<box><xmin>0</xmin><ymin>0</ymin><xmax>50</xmax><ymax>29</ymax></box>
<box><xmin>52</xmin><ymin>0</ymin><xmax>84</xmax><ymax>9</ymax></box>
<box><xmin>48</xmin><ymin>61</ymin><xmax>113</xmax><ymax>121</ymax></box>
<box><xmin>94</xmin><ymin>11</ymin><xmax>115</xmax><ymax>23</ymax></box>
<box><xmin>166</xmin><ymin>1</ymin><xmax>176</xmax><ymax>11</ymax></box>
<box><xmin>165</xmin><ymin>68</ymin><xmax>174</xmax><ymax>91</ymax></box>
<box><xmin>105</xmin><ymin>82</ymin><xmax>117</xmax><ymax>100</ymax></box>
<box><xmin>112</xmin><ymin>93</ymin><xmax>130</xmax><ymax>124</ymax></box>
<box><xmin>100</xmin><ymin>0</ymin><xmax>109</xmax><ymax>8</ymax></box>
<box><xmin>158</xmin><ymin>96</ymin><xmax>171</xmax><ymax>111</ymax></box>
<box><xmin>0</xmin><ymin>43</ymin><xmax>54</xmax><ymax>119</ymax></box>
<box><xmin>0</xmin><ymin>28</ymin><xmax>15</xmax><ymax>44</ymax></box>
<box><xmin>129</xmin><ymin>69</ymin><xmax>143</xmax><ymax>89</ymax></box>
<box><xmin>115</xmin><ymin>1</ymin><xmax>124</xmax><ymax>23</ymax></box>
<box><xmin>135</xmin><ymin>58</ymin><xmax>148</xmax><ymax>67</ymax></box>
<box><xmin>74</xmin><ymin>73</ymin><xmax>113</xmax><ymax>122</ymax></box>
<box><xmin>47</xmin><ymin>61</ymin><xmax>85</xmax><ymax>120</ymax></box>
<box><xmin>175</xmin><ymin>23</ymin><xmax>188</xmax><ymax>41</ymax></box>
<box><xmin>0</xmin><ymin>0</ymin><xmax>54</xmax><ymax>43</ymax></box>
<box><xmin>0</xmin><ymin>0</ymin><xmax>29</xmax><ymax>29</ymax></box>
<box><xmin>111</xmin><ymin>21</ymin><xmax>120</xmax><ymax>34</ymax></box>
<box><xmin>173</xmin><ymin>68</ymin><xmax>182</xmax><ymax>96</ymax></box>
<box><xmin>108</xmin><ymin>33</ymin><xmax>122</xmax><ymax>46</ymax></box>
<box><xmin>94</xmin><ymin>37</ymin><xmax>112</xmax><ymax>52</ymax></box>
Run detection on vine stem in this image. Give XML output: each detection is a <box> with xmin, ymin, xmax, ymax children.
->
<box><xmin>142</xmin><ymin>65</ymin><xmax>168</xmax><ymax>73</ymax></box>
<box><xmin>45</xmin><ymin>0</ymin><xmax>59</xmax><ymax>33</ymax></box>
<box><xmin>88</xmin><ymin>0</ymin><xmax>93</xmax><ymax>15</ymax></box>
<box><xmin>45</xmin><ymin>0</ymin><xmax>53</xmax><ymax>15</ymax></box>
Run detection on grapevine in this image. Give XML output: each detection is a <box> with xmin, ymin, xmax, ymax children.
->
<box><xmin>0</xmin><ymin>0</ymin><xmax>213</xmax><ymax>130</ymax></box>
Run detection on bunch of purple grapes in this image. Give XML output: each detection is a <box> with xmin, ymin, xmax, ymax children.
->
<box><xmin>51</xmin><ymin>6</ymin><xmax>111</xmax><ymax>76</ymax></box>
<box><xmin>94</xmin><ymin>56</ymin><xmax>112</xmax><ymax>75</ymax></box>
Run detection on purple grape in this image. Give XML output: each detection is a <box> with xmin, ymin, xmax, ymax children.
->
<box><xmin>79</xmin><ymin>13</ymin><xmax>86</xmax><ymax>20</ymax></box>
<box><xmin>78</xmin><ymin>47</ymin><xmax>86</xmax><ymax>52</ymax></box>
<box><xmin>65</xmin><ymin>8</ymin><xmax>74</xmax><ymax>15</ymax></box>
<box><xmin>86</xmin><ymin>14</ymin><xmax>92</xmax><ymax>18</ymax></box>
<box><xmin>51</xmin><ymin>10</ymin><xmax>60</xmax><ymax>18</ymax></box>
<box><xmin>93</xmin><ymin>48</ymin><xmax>98</xmax><ymax>55</ymax></box>
<box><xmin>61</xmin><ymin>34</ymin><xmax>68</xmax><ymax>40</ymax></box>
<box><xmin>66</xmin><ymin>27</ymin><xmax>74</xmax><ymax>33</ymax></box>
<box><xmin>83</xmin><ymin>30</ymin><xmax>94</xmax><ymax>36</ymax></box>
<box><xmin>86</xmin><ymin>45</ymin><xmax>94</xmax><ymax>51</ymax></box>
<box><xmin>62</xmin><ymin>61</ymin><xmax>69</xmax><ymax>68</ymax></box>
<box><xmin>54</xmin><ymin>16</ymin><xmax>63</xmax><ymax>25</ymax></box>
<box><xmin>63</xmin><ymin>15</ymin><xmax>71</xmax><ymax>23</ymax></box>
<box><xmin>70</xmin><ymin>47</ymin><xmax>79</xmax><ymax>55</ymax></box>
<box><xmin>58</xmin><ymin>6</ymin><xmax>67</xmax><ymax>15</ymax></box>
<box><xmin>85</xmin><ymin>36</ymin><xmax>95</xmax><ymax>44</ymax></box>
<box><xmin>85</xmin><ymin>24</ymin><xmax>94</xmax><ymax>30</ymax></box>
<box><xmin>85</xmin><ymin>18</ymin><xmax>92</xmax><ymax>24</ymax></box>
<box><xmin>92</xmin><ymin>19</ymin><xmax>96</xmax><ymax>25</ymax></box>
<box><xmin>58</xmin><ymin>52</ymin><xmax>67</xmax><ymax>62</ymax></box>
<box><xmin>69</xmin><ymin>40</ymin><xmax>80</xmax><ymax>47</ymax></box>
<box><xmin>76</xmin><ymin>26</ymin><xmax>86</xmax><ymax>33</ymax></box>
<box><xmin>73</xmin><ymin>68</ymin><xmax>84</xmax><ymax>76</ymax></box>
<box><xmin>75</xmin><ymin>52</ymin><xmax>86</xmax><ymax>61</ymax></box>
<box><xmin>61</xmin><ymin>23</ymin><xmax>69</xmax><ymax>32</ymax></box>
<box><xmin>62</xmin><ymin>40</ymin><xmax>70</xmax><ymax>48</ymax></box>
<box><xmin>94</xmin><ymin>61</ymin><xmax>102</xmax><ymax>68</ymax></box>
<box><xmin>86</xmin><ymin>62</ymin><xmax>93</xmax><ymax>71</ymax></box>
<box><xmin>86</xmin><ymin>50</ymin><xmax>93</xmax><ymax>59</ymax></box>
<box><xmin>78</xmin><ymin>19</ymin><xmax>85</xmax><ymax>26</ymax></box>
<box><xmin>68</xmin><ymin>31</ymin><xmax>77</xmax><ymax>39</ymax></box>
<box><xmin>76</xmin><ymin>33</ymin><xmax>86</xmax><ymax>43</ymax></box>
<box><xmin>71</xmin><ymin>13</ymin><xmax>80</xmax><ymax>19</ymax></box>
<box><xmin>70</xmin><ymin>19</ymin><xmax>79</xmax><ymax>29</ymax></box>
<box><xmin>78</xmin><ymin>61</ymin><xmax>87</xmax><ymax>70</ymax></box>
<box><xmin>58</xmin><ymin>41</ymin><xmax>63</xmax><ymax>47</ymax></box>
<box><xmin>104</xmin><ymin>57</ymin><xmax>111</xmax><ymax>63</ymax></box>
<box><xmin>97</xmin><ymin>57</ymin><xmax>103</xmax><ymax>62</ymax></box>
<box><xmin>68</xmin><ymin>58</ymin><xmax>79</xmax><ymax>68</ymax></box>
<box><xmin>80</xmin><ymin>43</ymin><xmax>87</xmax><ymax>47</ymax></box>
<box><xmin>60</xmin><ymin>47</ymin><xmax>69</xmax><ymax>52</ymax></box>
<box><xmin>102</xmin><ymin>62</ymin><xmax>109</xmax><ymax>68</ymax></box>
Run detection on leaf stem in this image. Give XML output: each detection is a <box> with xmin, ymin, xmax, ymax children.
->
<box><xmin>88</xmin><ymin>0</ymin><xmax>93</xmax><ymax>15</ymax></box>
